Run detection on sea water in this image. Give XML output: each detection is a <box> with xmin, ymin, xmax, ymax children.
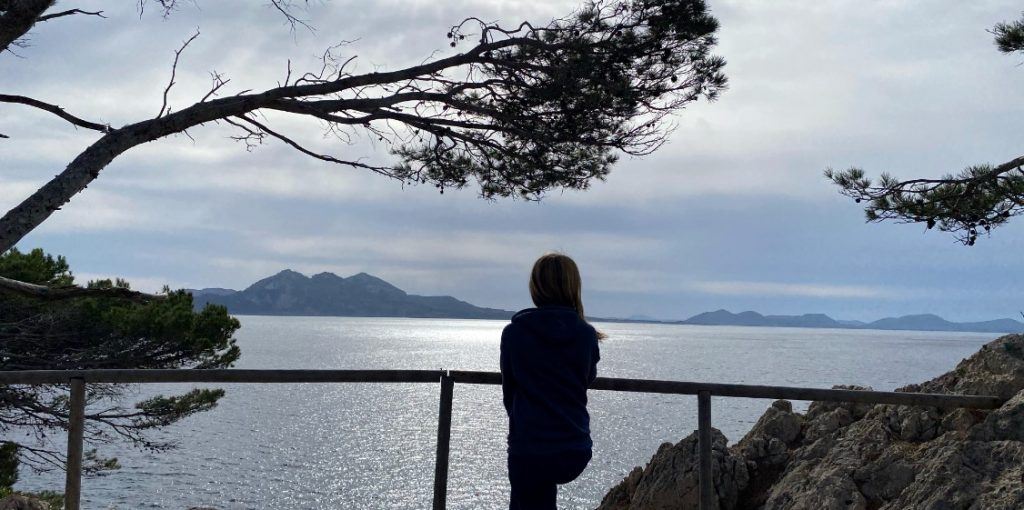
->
<box><xmin>15</xmin><ymin>316</ymin><xmax>996</xmax><ymax>509</ymax></box>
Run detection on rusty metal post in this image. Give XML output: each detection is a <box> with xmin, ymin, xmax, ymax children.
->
<box><xmin>698</xmin><ymin>390</ymin><xmax>712</xmax><ymax>510</ymax></box>
<box><xmin>65</xmin><ymin>377</ymin><xmax>86</xmax><ymax>510</ymax></box>
<box><xmin>432</xmin><ymin>372</ymin><xmax>455</xmax><ymax>510</ymax></box>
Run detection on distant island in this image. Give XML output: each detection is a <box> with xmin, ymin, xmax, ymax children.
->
<box><xmin>189</xmin><ymin>269</ymin><xmax>513</xmax><ymax>319</ymax></box>
<box><xmin>677</xmin><ymin>309</ymin><xmax>1024</xmax><ymax>334</ymax></box>
<box><xmin>189</xmin><ymin>270</ymin><xmax>1024</xmax><ymax>334</ymax></box>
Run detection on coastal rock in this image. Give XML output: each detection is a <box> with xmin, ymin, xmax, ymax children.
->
<box><xmin>0</xmin><ymin>495</ymin><xmax>49</xmax><ymax>510</ymax></box>
<box><xmin>596</xmin><ymin>429</ymin><xmax>749</xmax><ymax>510</ymax></box>
<box><xmin>968</xmin><ymin>388</ymin><xmax>1024</xmax><ymax>441</ymax></box>
<box><xmin>733</xmin><ymin>400</ymin><xmax>803</xmax><ymax>508</ymax></box>
<box><xmin>600</xmin><ymin>334</ymin><xmax>1024</xmax><ymax>510</ymax></box>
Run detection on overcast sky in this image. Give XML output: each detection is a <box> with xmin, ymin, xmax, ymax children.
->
<box><xmin>2</xmin><ymin>0</ymin><xmax>1023</xmax><ymax>321</ymax></box>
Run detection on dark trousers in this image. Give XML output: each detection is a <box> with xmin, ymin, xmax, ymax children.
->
<box><xmin>508</xmin><ymin>449</ymin><xmax>592</xmax><ymax>510</ymax></box>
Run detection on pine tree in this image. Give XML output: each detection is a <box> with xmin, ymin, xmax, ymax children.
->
<box><xmin>828</xmin><ymin>13</ymin><xmax>1024</xmax><ymax>245</ymax></box>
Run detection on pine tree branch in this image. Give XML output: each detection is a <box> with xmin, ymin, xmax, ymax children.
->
<box><xmin>36</xmin><ymin>8</ymin><xmax>106</xmax><ymax>23</ymax></box>
<box><xmin>0</xmin><ymin>275</ymin><xmax>165</xmax><ymax>302</ymax></box>
<box><xmin>0</xmin><ymin>94</ymin><xmax>112</xmax><ymax>133</ymax></box>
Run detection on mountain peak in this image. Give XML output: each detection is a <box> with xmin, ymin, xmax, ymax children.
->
<box><xmin>196</xmin><ymin>269</ymin><xmax>512</xmax><ymax>320</ymax></box>
<box><xmin>349</xmin><ymin>271</ymin><xmax>379</xmax><ymax>281</ymax></box>
<box><xmin>344</xmin><ymin>272</ymin><xmax>406</xmax><ymax>297</ymax></box>
<box><xmin>243</xmin><ymin>268</ymin><xmax>309</xmax><ymax>293</ymax></box>
<box><xmin>311</xmin><ymin>271</ymin><xmax>343</xmax><ymax>280</ymax></box>
<box><xmin>897</xmin><ymin>313</ymin><xmax>945</xmax><ymax>320</ymax></box>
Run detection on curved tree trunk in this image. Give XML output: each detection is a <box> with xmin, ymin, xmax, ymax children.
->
<box><xmin>0</xmin><ymin>131</ymin><xmax>135</xmax><ymax>251</ymax></box>
<box><xmin>0</xmin><ymin>96</ymin><xmax>261</xmax><ymax>252</ymax></box>
<box><xmin>0</xmin><ymin>50</ymin><xmax>487</xmax><ymax>253</ymax></box>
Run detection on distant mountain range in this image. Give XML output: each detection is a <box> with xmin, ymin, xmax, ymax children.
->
<box><xmin>679</xmin><ymin>309</ymin><xmax>1024</xmax><ymax>334</ymax></box>
<box><xmin>189</xmin><ymin>270</ymin><xmax>512</xmax><ymax>319</ymax></box>
<box><xmin>188</xmin><ymin>271</ymin><xmax>1024</xmax><ymax>334</ymax></box>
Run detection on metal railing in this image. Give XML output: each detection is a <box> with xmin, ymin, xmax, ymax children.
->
<box><xmin>0</xmin><ymin>369</ymin><xmax>1004</xmax><ymax>510</ymax></box>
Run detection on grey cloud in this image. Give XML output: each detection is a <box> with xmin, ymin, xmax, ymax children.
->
<box><xmin>3</xmin><ymin>0</ymin><xmax>1024</xmax><ymax>323</ymax></box>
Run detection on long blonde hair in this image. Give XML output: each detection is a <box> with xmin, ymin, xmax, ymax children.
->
<box><xmin>528</xmin><ymin>253</ymin><xmax>605</xmax><ymax>339</ymax></box>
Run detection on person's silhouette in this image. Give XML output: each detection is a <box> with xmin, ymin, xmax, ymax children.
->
<box><xmin>501</xmin><ymin>253</ymin><xmax>602</xmax><ymax>509</ymax></box>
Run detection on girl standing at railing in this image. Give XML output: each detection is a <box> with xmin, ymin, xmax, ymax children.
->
<box><xmin>500</xmin><ymin>253</ymin><xmax>603</xmax><ymax>510</ymax></box>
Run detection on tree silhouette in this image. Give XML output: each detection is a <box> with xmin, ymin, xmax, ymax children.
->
<box><xmin>0</xmin><ymin>248</ymin><xmax>239</xmax><ymax>474</ymax></box>
<box><xmin>0</xmin><ymin>0</ymin><xmax>727</xmax><ymax>270</ymax></box>
<box><xmin>827</xmin><ymin>12</ymin><xmax>1023</xmax><ymax>245</ymax></box>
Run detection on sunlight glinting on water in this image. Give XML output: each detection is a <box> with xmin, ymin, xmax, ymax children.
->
<box><xmin>17</xmin><ymin>317</ymin><xmax>996</xmax><ymax>509</ymax></box>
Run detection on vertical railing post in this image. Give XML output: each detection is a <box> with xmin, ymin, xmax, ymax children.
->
<box><xmin>65</xmin><ymin>377</ymin><xmax>86</xmax><ymax>510</ymax></box>
<box><xmin>432</xmin><ymin>371</ymin><xmax>455</xmax><ymax>510</ymax></box>
<box><xmin>697</xmin><ymin>390</ymin><xmax>712</xmax><ymax>510</ymax></box>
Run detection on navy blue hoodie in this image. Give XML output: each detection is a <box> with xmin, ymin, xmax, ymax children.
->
<box><xmin>500</xmin><ymin>306</ymin><xmax>600</xmax><ymax>456</ymax></box>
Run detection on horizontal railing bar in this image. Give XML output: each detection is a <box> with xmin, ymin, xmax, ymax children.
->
<box><xmin>448</xmin><ymin>370</ymin><xmax>1003</xmax><ymax>410</ymax></box>
<box><xmin>0</xmin><ymin>369</ymin><xmax>1004</xmax><ymax>409</ymax></box>
<box><xmin>0</xmin><ymin>369</ymin><xmax>445</xmax><ymax>385</ymax></box>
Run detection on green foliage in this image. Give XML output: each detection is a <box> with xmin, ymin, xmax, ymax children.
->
<box><xmin>0</xmin><ymin>442</ymin><xmax>17</xmax><ymax>491</ymax></box>
<box><xmin>0</xmin><ymin>248</ymin><xmax>72</xmax><ymax>286</ymax></box>
<box><xmin>993</xmin><ymin>12</ymin><xmax>1024</xmax><ymax>54</ymax></box>
<box><xmin>826</xmin><ymin>163</ymin><xmax>1023</xmax><ymax>245</ymax></box>
<box><xmin>84</xmin><ymin>449</ymin><xmax>120</xmax><ymax>472</ymax></box>
<box><xmin>50</xmin><ymin>287</ymin><xmax>242</xmax><ymax>371</ymax></box>
<box><xmin>135</xmin><ymin>389</ymin><xmax>226</xmax><ymax>428</ymax></box>
<box><xmin>393</xmin><ymin>0</ymin><xmax>727</xmax><ymax>199</ymax></box>
<box><xmin>0</xmin><ymin>248</ymin><xmax>240</xmax><ymax>475</ymax></box>
<box><xmin>86</xmin><ymin>277</ymin><xmax>131</xmax><ymax>290</ymax></box>
<box><xmin>15</xmin><ymin>491</ymin><xmax>63</xmax><ymax>508</ymax></box>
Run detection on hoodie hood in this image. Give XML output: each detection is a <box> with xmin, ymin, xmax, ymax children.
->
<box><xmin>511</xmin><ymin>306</ymin><xmax>592</xmax><ymax>344</ymax></box>
<box><xmin>501</xmin><ymin>305</ymin><xmax>600</xmax><ymax>454</ymax></box>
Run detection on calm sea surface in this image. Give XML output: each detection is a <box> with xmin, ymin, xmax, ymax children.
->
<box><xmin>16</xmin><ymin>316</ymin><xmax>998</xmax><ymax>509</ymax></box>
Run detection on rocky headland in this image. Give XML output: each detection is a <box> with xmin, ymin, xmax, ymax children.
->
<box><xmin>598</xmin><ymin>334</ymin><xmax>1024</xmax><ymax>510</ymax></box>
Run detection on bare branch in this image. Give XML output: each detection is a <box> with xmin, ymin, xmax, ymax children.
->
<box><xmin>200</xmin><ymin>71</ymin><xmax>230</xmax><ymax>102</ymax></box>
<box><xmin>36</xmin><ymin>8</ymin><xmax>106</xmax><ymax>23</ymax></box>
<box><xmin>137</xmin><ymin>0</ymin><xmax>181</xmax><ymax>19</ymax></box>
<box><xmin>269</xmin><ymin>0</ymin><xmax>313</xmax><ymax>33</ymax></box>
<box><xmin>235</xmin><ymin>115</ymin><xmax>394</xmax><ymax>175</ymax></box>
<box><xmin>158</xmin><ymin>28</ymin><xmax>200</xmax><ymax>118</ymax></box>
<box><xmin>0</xmin><ymin>94</ymin><xmax>111</xmax><ymax>133</ymax></box>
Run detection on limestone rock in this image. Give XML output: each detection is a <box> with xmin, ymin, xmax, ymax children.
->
<box><xmin>968</xmin><ymin>388</ymin><xmax>1024</xmax><ymax>441</ymax></box>
<box><xmin>733</xmin><ymin>400</ymin><xmax>803</xmax><ymax>508</ymax></box>
<box><xmin>0</xmin><ymin>495</ymin><xmax>49</xmax><ymax>510</ymax></box>
<box><xmin>596</xmin><ymin>429</ymin><xmax>749</xmax><ymax>510</ymax></box>
<box><xmin>600</xmin><ymin>334</ymin><xmax>1024</xmax><ymax>510</ymax></box>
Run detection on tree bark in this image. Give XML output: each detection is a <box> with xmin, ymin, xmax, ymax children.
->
<box><xmin>0</xmin><ymin>0</ymin><xmax>54</xmax><ymax>54</ymax></box>
<box><xmin>0</xmin><ymin>274</ymin><xmax>164</xmax><ymax>301</ymax></box>
<box><xmin>0</xmin><ymin>96</ymin><xmax>257</xmax><ymax>252</ymax></box>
